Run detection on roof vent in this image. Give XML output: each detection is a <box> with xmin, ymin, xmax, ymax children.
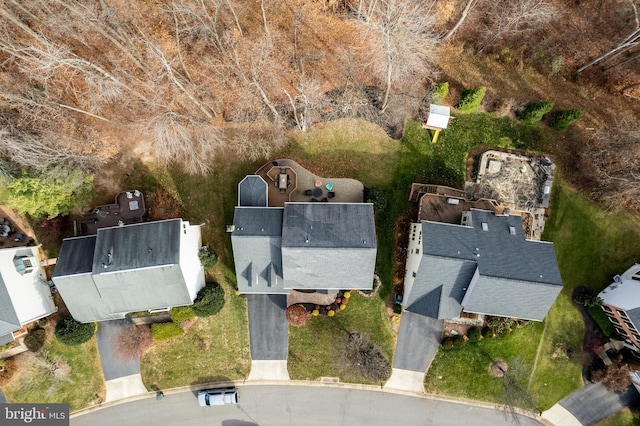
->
<box><xmin>613</xmin><ymin>274</ymin><xmax>622</xmax><ymax>283</ymax></box>
<box><xmin>509</xmin><ymin>226</ymin><xmax>516</xmax><ymax>235</ymax></box>
<box><xmin>481</xmin><ymin>222</ymin><xmax>488</xmax><ymax>231</ymax></box>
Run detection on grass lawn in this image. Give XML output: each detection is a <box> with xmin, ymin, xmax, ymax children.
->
<box><xmin>288</xmin><ymin>293</ymin><xmax>395</xmax><ymax>384</ymax></box>
<box><xmin>3</xmin><ymin>336</ymin><xmax>104</xmax><ymax>411</ymax></box>
<box><xmin>140</xmin><ymin>263</ymin><xmax>250</xmax><ymax>389</ymax></box>
<box><xmin>595</xmin><ymin>408</ymin><xmax>638</xmax><ymax>426</ymax></box>
<box><xmin>425</xmin><ymin>323</ymin><xmax>544</xmax><ymax>403</ymax></box>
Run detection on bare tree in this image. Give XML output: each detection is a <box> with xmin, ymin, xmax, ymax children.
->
<box><xmin>495</xmin><ymin>358</ymin><xmax>538</xmax><ymax>425</ymax></box>
<box><xmin>476</xmin><ymin>0</ymin><xmax>560</xmax><ymax>53</ymax></box>
<box><xmin>577</xmin><ymin>0</ymin><xmax>640</xmax><ymax>74</ymax></box>
<box><xmin>137</xmin><ymin>112</ymin><xmax>222</xmax><ymax>175</ymax></box>
<box><xmin>584</xmin><ymin>118</ymin><xmax>640</xmax><ymax>211</ymax></box>
<box><xmin>442</xmin><ymin>0</ymin><xmax>478</xmax><ymax>41</ymax></box>
<box><xmin>591</xmin><ymin>354</ymin><xmax>633</xmax><ymax>393</ymax></box>
<box><xmin>351</xmin><ymin>0</ymin><xmax>440</xmax><ymax>112</ymax></box>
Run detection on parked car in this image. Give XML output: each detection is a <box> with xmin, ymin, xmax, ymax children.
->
<box><xmin>197</xmin><ymin>387</ymin><xmax>239</xmax><ymax>407</ymax></box>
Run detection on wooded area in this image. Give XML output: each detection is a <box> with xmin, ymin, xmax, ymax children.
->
<box><xmin>0</xmin><ymin>0</ymin><xmax>639</xmax><ymax>211</ymax></box>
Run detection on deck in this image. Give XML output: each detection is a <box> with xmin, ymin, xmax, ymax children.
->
<box><xmin>255</xmin><ymin>159</ymin><xmax>364</xmax><ymax>207</ymax></box>
<box><xmin>78</xmin><ymin>190</ymin><xmax>146</xmax><ymax>235</ymax></box>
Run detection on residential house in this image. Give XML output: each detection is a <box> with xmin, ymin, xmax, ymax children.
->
<box><xmin>598</xmin><ymin>264</ymin><xmax>640</xmax><ymax>353</ymax></box>
<box><xmin>404</xmin><ymin>209</ymin><xmax>563</xmax><ymax>322</ymax></box>
<box><xmin>0</xmin><ymin>246</ymin><xmax>57</xmax><ymax>344</ymax></box>
<box><xmin>231</xmin><ymin>175</ymin><xmax>377</xmax><ymax>294</ymax></box>
<box><xmin>52</xmin><ymin>219</ymin><xmax>205</xmax><ymax>323</ymax></box>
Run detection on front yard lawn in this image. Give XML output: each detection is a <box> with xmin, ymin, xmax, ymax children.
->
<box><xmin>288</xmin><ymin>293</ymin><xmax>395</xmax><ymax>384</ymax></box>
<box><xmin>140</xmin><ymin>263</ymin><xmax>250</xmax><ymax>389</ymax></box>
<box><xmin>3</xmin><ymin>334</ymin><xmax>104</xmax><ymax>411</ymax></box>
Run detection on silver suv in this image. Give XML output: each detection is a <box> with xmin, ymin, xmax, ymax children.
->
<box><xmin>197</xmin><ymin>387</ymin><xmax>239</xmax><ymax>406</ymax></box>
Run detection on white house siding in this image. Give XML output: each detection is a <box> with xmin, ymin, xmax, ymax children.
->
<box><xmin>179</xmin><ymin>221</ymin><xmax>205</xmax><ymax>301</ymax></box>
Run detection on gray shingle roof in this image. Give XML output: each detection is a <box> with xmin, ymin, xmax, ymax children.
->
<box><xmin>405</xmin><ymin>258</ymin><xmax>476</xmax><ymax>319</ymax></box>
<box><xmin>0</xmin><ymin>274</ymin><xmax>20</xmax><ymax>342</ymax></box>
<box><xmin>238</xmin><ymin>175</ymin><xmax>268</xmax><ymax>207</ymax></box>
<box><xmin>232</xmin><ymin>207</ymin><xmax>286</xmax><ymax>294</ymax></box>
<box><xmin>410</xmin><ymin>209</ymin><xmax>562</xmax><ymax>321</ymax></box>
<box><xmin>92</xmin><ymin>219</ymin><xmax>180</xmax><ymax>272</ymax></box>
<box><xmin>628</xmin><ymin>307</ymin><xmax>640</xmax><ymax>333</ymax></box>
<box><xmin>52</xmin><ymin>219</ymin><xmax>196</xmax><ymax>322</ymax></box>
<box><xmin>53</xmin><ymin>236</ymin><xmax>97</xmax><ymax>277</ymax></box>
<box><xmin>281</xmin><ymin>203</ymin><xmax>376</xmax><ymax>290</ymax></box>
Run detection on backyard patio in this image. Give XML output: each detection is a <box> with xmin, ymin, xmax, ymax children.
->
<box><xmin>255</xmin><ymin>159</ymin><xmax>365</xmax><ymax>207</ymax></box>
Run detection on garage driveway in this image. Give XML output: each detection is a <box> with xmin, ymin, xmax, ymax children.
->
<box><xmin>545</xmin><ymin>383</ymin><xmax>640</xmax><ymax>426</ymax></box>
<box><xmin>247</xmin><ymin>294</ymin><xmax>289</xmax><ymax>380</ymax></box>
<box><xmin>96</xmin><ymin>316</ymin><xmax>148</xmax><ymax>401</ymax></box>
<box><xmin>385</xmin><ymin>312</ymin><xmax>443</xmax><ymax>392</ymax></box>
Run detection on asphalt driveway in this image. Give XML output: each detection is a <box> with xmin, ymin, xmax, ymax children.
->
<box><xmin>557</xmin><ymin>383</ymin><xmax>640</xmax><ymax>425</ymax></box>
<box><xmin>247</xmin><ymin>294</ymin><xmax>288</xmax><ymax>360</ymax></box>
<box><xmin>392</xmin><ymin>312</ymin><xmax>443</xmax><ymax>372</ymax></box>
<box><xmin>96</xmin><ymin>316</ymin><xmax>148</xmax><ymax>401</ymax></box>
<box><xmin>96</xmin><ymin>316</ymin><xmax>140</xmax><ymax>381</ymax></box>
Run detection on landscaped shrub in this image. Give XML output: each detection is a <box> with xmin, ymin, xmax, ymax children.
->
<box><xmin>482</xmin><ymin>326</ymin><xmax>493</xmax><ymax>338</ymax></box>
<box><xmin>517</xmin><ymin>101</ymin><xmax>554</xmax><ymax>124</ymax></box>
<box><xmin>286</xmin><ymin>304</ymin><xmax>309</xmax><ymax>327</ymax></box>
<box><xmin>467</xmin><ymin>326</ymin><xmax>481</xmax><ymax>342</ymax></box>
<box><xmin>393</xmin><ymin>304</ymin><xmax>402</xmax><ymax>314</ymax></box>
<box><xmin>24</xmin><ymin>328</ymin><xmax>46</xmax><ymax>352</ymax></box>
<box><xmin>486</xmin><ymin>316</ymin><xmax>515</xmax><ymax>336</ymax></box>
<box><xmin>312</xmin><ymin>310</ymin><xmax>319</xmax><ymax>316</ymax></box>
<box><xmin>550</xmin><ymin>108</ymin><xmax>584</xmax><ymax>130</ymax></box>
<box><xmin>452</xmin><ymin>334</ymin><xmax>465</xmax><ymax>348</ymax></box>
<box><xmin>170</xmin><ymin>306</ymin><xmax>196</xmax><ymax>323</ymax></box>
<box><xmin>456</xmin><ymin>86</ymin><xmax>486</xmax><ymax>112</ymax></box>
<box><xmin>54</xmin><ymin>316</ymin><xmax>96</xmax><ymax>346</ymax></box>
<box><xmin>191</xmin><ymin>282</ymin><xmax>225</xmax><ymax>317</ymax></box>
<box><xmin>112</xmin><ymin>325</ymin><xmax>152</xmax><ymax>359</ymax></box>
<box><xmin>327</xmin><ymin>310</ymin><xmax>335</xmax><ymax>317</ymax></box>
<box><xmin>431</xmin><ymin>82</ymin><xmax>449</xmax><ymax>104</ymax></box>
<box><xmin>343</xmin><ymin>291</ymin><xmax>351</xmax><ymax>299</ymax></box>
<box><xmin>151</xmin><ymin>322</ymin><xmax>184</xmax><ymax>340</ymax></box>
<box><xmin>198</xmin><ymin>246</ymin><xmax>218</xmax><ymax>269</ymax></box>
<box><xmin>441</xmin><ymin>337</ymin><xmax>454</xmax><ymax>350</ymax></box>
<box><xmin>340</xmin><ymin>304</ymin><xmax>347</xmax><ymax>311</ymax></box>
<box><xmin>342</xmin><ymin>333</ymin><xmax>390</xmax><ymax>382</ymax></box>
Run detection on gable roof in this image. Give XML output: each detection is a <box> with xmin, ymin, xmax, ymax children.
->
<box><xmin>0</xmin><ymin>246</ymin><xmax>56</xmax><ymax>342</ymax></box>
<box><xmin>232</xmin><ymin>207</ymin><xmax>286</xmax><ymax>294</ymax></box>
<box><xmin>281</xmin><ymin>203</ymin><xmax>376</xmax><ymax>290</ymax></box>
<box><xmin>407</xmin><ymin>209</ymin><xmax>562</xmax><ymax>321</ymax></box>
<box><xmin>53</xmin><ymin>236</ymin><xmax>97</xmax><ymax>276</ymax></box>
<box><xmin>238</xmin><ymin>175</ymin><xmax>268</xmax><ymax>207</ymax></box>
<box><xmin>92</xmin><ymin>219</ymin><xmax>181</xmax><ymax>272</ymax></box>
<box><xmin>52</xmin><ymin>219</ymin><xmax>202</xmax><ymax>322</ymax></box>
<box><xmin>0</xmin><ymin>275</ymin><xmax>21</xmax><ymax>343</ymax></box>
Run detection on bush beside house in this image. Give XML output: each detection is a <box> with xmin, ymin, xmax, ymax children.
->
<box><xmin>191</xmin><ymin>282</ymin><xmax>225</xmax><ymax>317</ymax></box>
<box><xmin>54</xmin><ymin>316</ymin><xmax>96</xmax><ymax>346</ymax></box>
<box><xmin>151</xmin><ymin>322</ymin><xmax>184</xmax><ymax>340</ymax></box>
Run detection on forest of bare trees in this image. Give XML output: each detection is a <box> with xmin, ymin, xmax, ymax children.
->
<box><xmin>0</xmin><ymin>0</ymin><xmax>639</xmax><ymax>215</ymax></box>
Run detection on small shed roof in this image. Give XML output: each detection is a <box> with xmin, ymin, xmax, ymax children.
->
<box><xmin>425</xmin><ymin>104</ymin><xmax>452</xmax><ymax>130</ymax></box>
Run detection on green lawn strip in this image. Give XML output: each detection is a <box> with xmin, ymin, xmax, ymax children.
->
<box><xmin>528</xmin><ymin>292</ymin><xmax>584</xmax><ymax>410</ymax></box>
<box><xmin>140</xmin><ymin>263</ymin><xmax>250</xmax><ymax>389</ymax></box>
<box><xmin>288</xmin><ymin>293</ymin><xmax>395</xmax><ymax>384</ymax></box>
<box><xmin>424</xmin><ymin>323</ymin><xmax>543</xmax><ymax>403</ymax></box>
<box><xmin>542</xmin><ymin>182</ymin><xmax>640</xmax><ymax>292</ymax></box>
<box><xmin>4</xmin><ymin>337</ymin><xmax>104</xmax><ymax>411</ymax></box>
<box><xmin>594</xmin><ymin>408</ymin><xmax>637</xmax><ymax>426</ymax></box>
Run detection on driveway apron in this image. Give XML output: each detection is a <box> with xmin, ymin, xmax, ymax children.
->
<box><xmin>96</xmin><ymin>316</ymin><xmax>148</xmax><ymax>401</ymax></box>
<box><xmin>385</xmin><ymin>312</ymin><xmax>443</xmax><ymax>392</ymax></box>
<box><xmin>247</xmin><ymin>294</ymin><xmax>289</xmax><ymax>381</ymax></box>
<box><xmin>552</xmin><ymin>383</ymin><xmax>640</xmax><ymax>425</ymax></box>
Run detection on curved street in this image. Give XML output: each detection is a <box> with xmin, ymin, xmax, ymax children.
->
<box><xmin>71</xmin><ymin>384</ymin><xmax>542</xmax><ymax>426</ymax></box>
